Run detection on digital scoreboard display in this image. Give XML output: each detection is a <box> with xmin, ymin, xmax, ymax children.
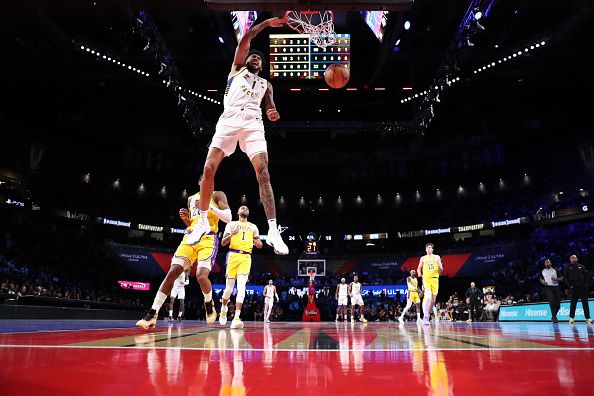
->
<box><xmin>269</xmin><ymin>33</ymin><xmax>351</xmax><ymax>80</ymax></box>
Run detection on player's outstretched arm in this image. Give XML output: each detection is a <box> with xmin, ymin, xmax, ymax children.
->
<box><xmin>231</xmin><ymin>17</ymin><xmax>286</xmax><ymax>73</ymax></box>
<box><xmin>263</xmin><ymin>82</ymin><xmax>280</xmax><ymax>121</ymax></box>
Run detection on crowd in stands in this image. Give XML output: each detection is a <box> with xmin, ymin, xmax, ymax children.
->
<box><xmin>2</xmin><ymin>208</ymin><xmax>592</xmax><ymax>321</ymax></box>
<box><xmin>0</xmin><ymin>217</ymin><xmax>142</xmax><ymax>307</ymax></box>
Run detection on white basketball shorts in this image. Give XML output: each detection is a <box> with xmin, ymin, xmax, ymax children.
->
<box><xmin>351</xmin><ymin>294</ymin><xmax>364</xmax><ymax>306</ymax></box>
<box><xmin>171</xmin><ymin>286</ymin><xmax>185</xmax><ymax>300</ymax></box>
<box><xmin>338</xmin><ymin>296</ymin><xmax>348</xmax><ymax>306</ymax></box>
<box><xmin>210</xmin><ymin>112</ymin><xmax>267</xmax><ymax>160</ymax></box>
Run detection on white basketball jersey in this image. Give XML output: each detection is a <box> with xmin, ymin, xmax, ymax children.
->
<box><xmin>351</xmin><ymin>282</ymin><xmax>362</xmax><ymax>295</ymax></box>
<box><xmin>265</xmin><ymin>285</ymin><xmax>275</xmax><ymax>298</ymax></box>
<box><xmin>338</xmin><ymin>284</ymin><xmax>348</xmax><ymax>296</ymax></box>
<box><xmin>223</xmin><ymin>67</ymin><xmax>268</xmax><ymax>117</ymax></box>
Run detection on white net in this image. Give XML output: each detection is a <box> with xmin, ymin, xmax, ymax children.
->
<box><xmin>284</xmin><ymin>11</ymin><xmax>336</xmax><ymax>49</ymax></box>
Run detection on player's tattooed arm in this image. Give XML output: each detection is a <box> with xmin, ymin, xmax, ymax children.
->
<box><xmin>263</xmin><ymin>82</ymin><xmax>280</xmax><ymax>121</ymax></box>
<box><xmin>232</xmin><ymin>17</ymin><xmax>286</xmax><ymax>72</ymax></box>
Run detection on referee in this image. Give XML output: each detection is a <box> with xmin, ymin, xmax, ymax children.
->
<box><xmin>563</xmin><ymin>254</ymin><xmax>593</xmax><ymax>325</ymax></box>
<box><xmin>539</xmin><ymin>259</ymin><xmax>562</xmax><ymax>323</ymax></box>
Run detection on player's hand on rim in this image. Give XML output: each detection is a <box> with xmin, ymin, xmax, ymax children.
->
<box><xmin>268</xmin><ymin>17</ymin><xmax>287</xmax><ymax>28</ymax></box>
<box><xmin>266</xmin><ymin>108</ymin><xmax>280</xmax><ymax>121</ymax></box>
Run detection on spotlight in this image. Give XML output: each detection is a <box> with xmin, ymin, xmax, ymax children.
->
<box><xmin>474</xmin><ymin>10</ymin><xmax>483</xmax><ymax>20</ymax></box>
<box><xmin>404</xmin><ymin>21</ymin><xmax>411</xmax><ymax>30</ymax></box>
<box><xmin>218</xmin><ymin>36</ymin><xmax>224</xmax><ymax>44</ymax></box>
<box><xmin>541</xmin><ymin>41</ymin><xmax>545</xmax><ymax>45</ymax></box>
<box><xmin>80</xmin><ymin>45</ymin><xmax>85</xmax><ymax>50</ymax></box>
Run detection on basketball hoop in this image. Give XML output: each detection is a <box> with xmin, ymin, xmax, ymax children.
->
<box><xmin>284</xmin><ymin>10</ymin><xmax>336</xmax><ymax>49</ymax></box>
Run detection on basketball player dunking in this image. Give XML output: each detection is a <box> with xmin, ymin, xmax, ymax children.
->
<box><xmin>417</xmin><ymin>243</ymin><xmax>443</xmax><ymax>325</ymax></box>
<box><xmin>219</xmin><ymin>205</ymin><xmax>263</xmax><ymax>329</ymax></box>
<box><xmin>349</xmin><ymin>275</ymin><xmax>367</xmax><ymax>322</ymax></box>
<box><xmin>263</xmin><ymin>279</ymin><xmax>279</xmax><ymax>323</ymax></box>
<box><xmin>136</xmin><ymin>181</ymin><xmax>231</xmax><ymax>329</ymax></box>
<box><xmin>186</xmin><ymin>17</ymin><xmax>289</xmax><ymax>257</ymax></box>
<box><xmin>398</xmin><ymin>270</ymin><xmax>422</xmax><ymax>323</ymax></box>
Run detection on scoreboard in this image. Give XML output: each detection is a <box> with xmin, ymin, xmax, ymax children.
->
<box><xmin>269</xmin><ymin>33</ymin><xmax>351</xmax><ymax>80</ymax></box>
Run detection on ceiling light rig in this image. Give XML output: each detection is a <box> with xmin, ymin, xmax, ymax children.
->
<box><xmin>77</xmin><ymin>44</ymin><xmax>221</xmax><ymax>106</ymax></box>
<box><xmin>400</xmin><ymin>39</ymin><xmax>547</xmax><ymax>104</ymax></box>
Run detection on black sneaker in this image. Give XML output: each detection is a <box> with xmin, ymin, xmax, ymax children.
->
<box><xmin>177</xmin><ymin>315</ymin><xmax>184</xmax><ymax>322</ymax></box>
<box><xmin>136</xmin><ymin>309</ymin><xmax>157</xmax><ymax>330</ymax></box>
<box><xmin>204</xmin><ymin>300</ymin><xmax>217</xmax><ymax>324</ymax></box>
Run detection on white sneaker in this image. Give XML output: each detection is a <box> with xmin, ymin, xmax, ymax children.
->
<box><xmin>359</xmin><ymin>317</ymin><xmax>368</xmax><ymax>323</ymax></box>
<box><xmin>230</xmin><ymin>317</ymin><xmax>244</xmax><ymax>329</ymax></box>
<box><xmin>351</xmin><ymin>317</ymin><xmax>355</xmax><ymax>323</ymax></box>
<box><xmin>186</xmin><ymin>220</ymin><xmax>210</xmax><ymax>245</ymax></box>
<box><xmin>219</xmin><ymin>310</ymin><xmax>228</xmax><ymax>326</ymax></box>
<box><xmin>266</xmin><ymin>226</ymin><xmax>289</xmax><ymax>255</ymax></box>
<box><xmin>398</xmin><ymin>317</ymin><xmax>404</xmax><ymax>324</ymax></box>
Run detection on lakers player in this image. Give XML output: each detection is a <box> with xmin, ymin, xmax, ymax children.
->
<box><xmin>186</xmin><ymin>17</ymin><xmax>289</xmax><ymax>257</ymax></box>
<box><xmin>398</xmin><ymin>270</ymin><xmax>422</xmax><ymax>323</ymax></box>
<box><xmin>136</xmin><ymin>181</ymin><xmax>231</xmax><ymax>329</ymax></box>
<box><xmin>417</xmin><ymin>243</ymin><xmax>443</xmax><ymax>325</ymax></box>
<box><xmin>219</xmin><ymin>205</ymin><xmax>263</xmax><ymax>329</ymax></box>
<box><xmin>263</xmin><ymin>279</ymin><xmax>279</xmax><ymax>323</ymax></box>
<box><xmin>349</xmin><ymin>275</ymin><xmax>367</xmax><ymax>322</ymax></box>
<box><xmin>167</xmin><ymin>268</ymin><xmax>190</xmax><ymax>322</ymax></box>
<box><xmin>335</xmin><ymin>278</ymin><xmax>349</xmax><ymax>322</ymax></box>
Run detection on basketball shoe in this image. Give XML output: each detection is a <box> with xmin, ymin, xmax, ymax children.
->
<box><xmin>205</xmin><ymin>300</ymin><xmax>217</xmax><ymax>324</ymax></box>
<box><xmin>136</xmin><ymin>309</ymin><xmax>157</xmax><ymax>330</ymax></box>
<box><xmin>231</xmin><ymin>317</ymin><xmax>244</xmax><ymax>329</ymax></box>
<box><xmin>266</xmin><ymin>225</ymin><xmax>289</xmax><ymax>255</ymax></box>
<box><xmin>219</xmin><ymin>309</ymin><xmax>228</xmax><ymax>326</ymax></box>
<box><xmin>186</xmin><ymin>218</ymin><xmax>211</xmax><ymax>245</ymax></box>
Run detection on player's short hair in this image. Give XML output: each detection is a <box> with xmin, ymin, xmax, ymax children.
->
<box><xmin>246</xmin><ymin>49</ymin><xmax>266</xmax><ymax>69</ymax></box>
<box><xmin>425</xmin><ymin>243</ymin><xmax>434</xmax><ymax>248</ymax></box>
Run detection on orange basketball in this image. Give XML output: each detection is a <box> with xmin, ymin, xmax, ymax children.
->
<box><xmin>324</xmin><ymin>64</ymin><xmax>350</xmax><ymax>89</ymax></box>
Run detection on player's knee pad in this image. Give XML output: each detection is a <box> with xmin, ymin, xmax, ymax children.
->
<box><xmin>236</xmin><ymin>274</ymin><xmax>248</xmax><ymax>304</ymax></box>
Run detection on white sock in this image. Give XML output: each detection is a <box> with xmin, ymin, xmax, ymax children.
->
<box><xmin>268</xmin><ymin>219</ymin><xmax>277</xmax><ymax>230</ymax></box>
<box><xmin>433</xmin><ymin>306</ymin><xmax>438</xmax><ymax>318</ymax></box>
<box><xmin>178</xmin><ymin>311</ymin><xmax>183</xmax><ymax>317</ymax></box>
<box><xmin>417</xmin><ymin>312</ymin><xmax>420</xmax><ymax>319</ymax></box>
<box><xmin>221</xmin><ymin>304</ymin><xmax>228</xmax><ymax>313</ymax></box>
<box><xmin>169</xmin><ymin>310</ymin><xmax>173</xmax><ymax>317</ymax></box>
<box><xmin>203</xmin><ymin>290</ymin><xmax>212</xmax><ymax>303</ymax></box>
<box><xmin>235</xmin><ymin>310</ymin><xmax>241</xmax><ymax>319</ymax></box>
<box><xmin>151</xmin><ymin>291</ymin><xmax>167</xmax><ymax>311</ymax></box>
<box><xmin>199</xmin><ymin>210</ymin><xmax>208</xmax><ymax>223</ymax></box>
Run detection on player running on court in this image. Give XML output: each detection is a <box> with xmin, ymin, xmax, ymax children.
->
<box><xmin>263</xmin><ymin>279</ymin><xmax>279</xmax><ymax>323</ymax></box>
<box><xmin>219</xmin><ymin>205</ymin><xmax>263</xmax><ymax>329</ymax></box>
<box><xmin>417</xmin><ymin>243</ymin><xmax>443</xmax><ymax>325</ymax></box>
<box><xmin>136</xmin><ymin>184</ymin><xmax>231</xmax><ymax>329</ymax></box>
<box><xmin>398</xmin><ymin>270</ymin><xmax>422</xmax><ymax>323</ymax></box>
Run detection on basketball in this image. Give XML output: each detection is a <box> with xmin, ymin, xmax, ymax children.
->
<box><xmin>324</xmin><ymin>64</ymin><xmax>350</xmax><ymax>89</ymax></box>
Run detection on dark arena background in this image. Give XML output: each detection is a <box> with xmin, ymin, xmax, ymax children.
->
<box><xmin>1</xmin><ymin>0</ymin><xmax>594</xmax><ymax>395</ymax></box>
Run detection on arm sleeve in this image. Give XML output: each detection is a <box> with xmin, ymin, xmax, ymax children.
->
<box><xmin>210</xmin><ymin>206</ymin><xmax>232</xmax><ymax>224</ymax></box>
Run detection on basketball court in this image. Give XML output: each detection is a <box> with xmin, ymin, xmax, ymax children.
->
<box><xmin>3</xmin><ymin>0</ymin><xmax>594</xmax><ymax>395</ymax></box>
<box><xmin>1</xmin><ymin>320</ymin><xmax>594</xmax><ymax>394</ymax></box>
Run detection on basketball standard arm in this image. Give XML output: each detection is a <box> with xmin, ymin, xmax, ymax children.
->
<box><xmin>231</xmin><ymin>17</ymin><xmax>285</xmax><ymax>72</ymax></box>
